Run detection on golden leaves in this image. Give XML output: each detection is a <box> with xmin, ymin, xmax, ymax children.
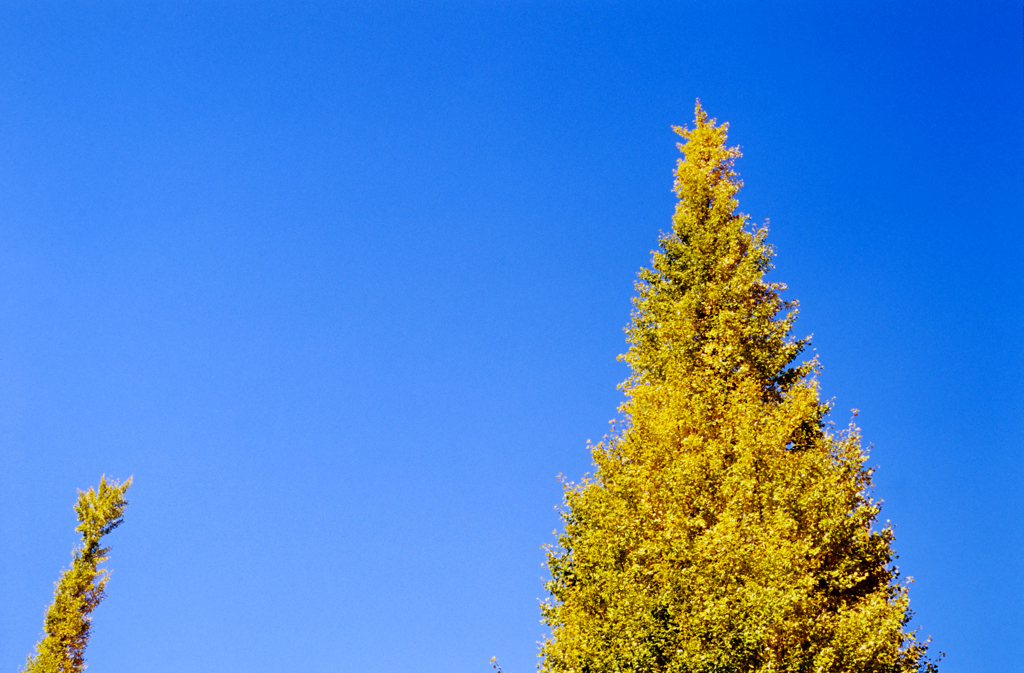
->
<box><xmin>23</xmin><ymin>477</ymin><xmax>132</xmax><ymax>673</ymax></box>
<box><xmin>540</xmin><ymin>103</ymin><xmax>935</xmax><ymax>673</ymax></box>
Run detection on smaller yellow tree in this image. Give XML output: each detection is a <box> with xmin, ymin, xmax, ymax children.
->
<box><xmin>23</xmin><ymin>476</ymin><xmax>132</xmax><ymax>673</ymax></box>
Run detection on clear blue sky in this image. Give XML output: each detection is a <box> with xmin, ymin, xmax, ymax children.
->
<box><xmin>1</xmin><ymin>2</ymin><xmax>1020</xmax><ymax>671</ymax></box>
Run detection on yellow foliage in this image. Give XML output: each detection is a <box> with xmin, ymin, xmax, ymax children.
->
<box><xmin>539</xmin><ymin>103</ymin><xmax>936</xmax><ymax>673</ymax></box>
<box><xmin>23</xmin><ymin>476</ymin><xmax>132</xmax><ymax>673</ymax></box>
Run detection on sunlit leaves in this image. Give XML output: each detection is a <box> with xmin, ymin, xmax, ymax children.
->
<box><xmin>23</xmin><ymin>476</ymin><xmax>132</xmax><ymax>673</ymax></box>
<box><xmin>539</xmin><ymin>103</ymin><xmax>936</xmax><ymax>673</ymax></box>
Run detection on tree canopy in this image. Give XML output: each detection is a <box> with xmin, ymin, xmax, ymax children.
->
<box><xmin>538</xmin><ymin>103</ymin><xmax>936</xmax><ymax>673</ymax></box>
<box><xmin>23</xmin><ymin>476</ymin><xmax>132</xmax><ymax>673</ymax></box>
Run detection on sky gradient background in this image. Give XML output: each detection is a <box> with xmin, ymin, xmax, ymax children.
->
<box><xmin>1</xmin><ymin>2</ymin><xmax>1021</xmax><ymax>672</ymax></box>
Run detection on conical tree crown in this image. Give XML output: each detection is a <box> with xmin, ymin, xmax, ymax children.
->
<box><xmin>540</xmin><ymin>103</ymin><xmax>935</xmax><ymax>673</ymax></box>
<box><xmin>625</xmin><ymin>101</ymin><xmax>806</xmax><ymax>396</ymax></box>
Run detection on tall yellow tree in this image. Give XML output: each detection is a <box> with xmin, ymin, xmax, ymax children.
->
<box><xmin>539</xmin><ymin>103</ymin><xmax>936</xmax><ymax>672</ymax></box>
<box><xmin>23</xmin><ymin>476</ymin><xmax>132</xmax><ymax>673</ymax></box>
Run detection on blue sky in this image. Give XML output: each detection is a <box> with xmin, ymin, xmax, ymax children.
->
<box><xmin>0</xmin><ymin>2</ymin><xmax>1020</xmax><ymax>671</ymax></box>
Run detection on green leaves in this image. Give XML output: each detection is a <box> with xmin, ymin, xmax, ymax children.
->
<box><xmin>539</xmin><ymin>103</ymin><xmax>937</xmax><ymax>673</ymax></box>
